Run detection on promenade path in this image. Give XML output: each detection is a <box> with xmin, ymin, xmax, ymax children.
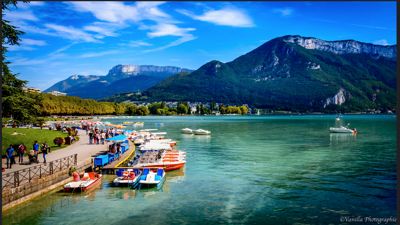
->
<box><xmin>2</xmin><ymin>131</ymin><xmax>107</xmax><ymax>173</ymax></box>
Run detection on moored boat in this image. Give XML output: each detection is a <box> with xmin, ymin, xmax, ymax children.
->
<box><xmin>138</xmin><ymin>168</ymin><xmax>166</xmax><ymax>189</ymax></box>
<box><xmin>113</xmin><ymin>168</ymin><xmax>142</xmax><ymax>187</ymax></box>
<box><xmin>329</xmin><ymin>126</ymin><xmax>356</xmax><ymax>134</ymax></box>
<box><xmin>181</xmin><ymin>128</ymin><xmax>193</xmax><ymax>134</ymax></box>
<box><xmin>193</xmin><ymin>129</ymin><xmax>211</xmax><ymax>135</ymax></box>
<box><xmin>64</xmin><ymin>172</ymin><xmax>102</xmax><ymax>192</ymax></box>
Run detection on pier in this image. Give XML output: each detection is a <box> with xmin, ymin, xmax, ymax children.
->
<box><xmin>100</xmin><ymin>145</ymin><xmax>136</xmax><ymax>174</ymax></box>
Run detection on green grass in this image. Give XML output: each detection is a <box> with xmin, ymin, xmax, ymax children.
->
<box><xmin>2</xmin><ymin>128</ymin><xmax>70</xmax><ymax>155</ymax></box>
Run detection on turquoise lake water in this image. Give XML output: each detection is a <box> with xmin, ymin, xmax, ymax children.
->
<box><xmin>2</xmin><ymin>115</ymin><xmax>396</xmax><ymax>225</ymax></box>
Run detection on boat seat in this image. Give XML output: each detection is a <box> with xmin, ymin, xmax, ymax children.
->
<box><xmin>157</xmin><ymin>169</ymin><xmax>163</xmax><ymax>176</ymax></box>
<box><xmin>82</xmin><ymin>173</ymin><xmax>90</xmax><ymax>181</ymax></box>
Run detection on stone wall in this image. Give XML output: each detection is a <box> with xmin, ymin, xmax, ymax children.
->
<box><xmin>2</xmin><ymin>161</ymin><xmax>93</xmax><ymax>210</ymax></box>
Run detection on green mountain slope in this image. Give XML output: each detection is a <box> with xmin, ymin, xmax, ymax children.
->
<box><xmin>144</xmin><ymin>36</ymin><xmax>396</xmax><ymax>112</ymax></box>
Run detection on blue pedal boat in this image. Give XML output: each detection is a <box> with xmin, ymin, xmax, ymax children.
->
<box><xmin>137</xmin><ymin>168</ymin><xmax>166</xmax><ymax>189</ymax></box>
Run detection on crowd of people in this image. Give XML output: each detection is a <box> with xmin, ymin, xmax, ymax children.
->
<box><xmin>87</xmin><ymin>127</ymin><xmax>119</xmax><ymax>145</ymax></box>
<box><xmin>5</xmin><ymin>140</ymin><xmax>51</xmax><ymax>169</ymax></box>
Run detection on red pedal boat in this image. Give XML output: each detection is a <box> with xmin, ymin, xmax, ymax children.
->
<box><xmin>64</xmin><ymin>172</ymin><xmax>102</xmax><ymax>192</ymax></box>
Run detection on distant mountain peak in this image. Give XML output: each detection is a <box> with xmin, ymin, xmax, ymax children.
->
<box><xmin>281</xmin><ymin>35</ymin><xmax>396</xmax><ymax>58</ymax></box>
<box><xmin>70</xmin><ymin>74</ymin><xmax>79</xmax><ymax>80</ymax></box>
<box><xmin>45</xmin><ymin>64</ymin><xmax>193</xmax><ymax>99</ymax></box>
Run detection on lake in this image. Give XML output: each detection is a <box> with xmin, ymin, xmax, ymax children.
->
<box><xmin>2</xmin><ymin>115</ymin><xmax>396</xmax><ymax>225</ymax></box>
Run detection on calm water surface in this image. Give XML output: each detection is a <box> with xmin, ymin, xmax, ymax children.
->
<box><xmin>3</xmin><ymin>115</ymin><xmax>396</xmax><ymax>225</ymax></box>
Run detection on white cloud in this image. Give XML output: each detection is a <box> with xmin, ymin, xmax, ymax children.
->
<box><xmin>178</xmin><ymin>7</ymin><xmax>254</xmax><ymax>27</ymax></box>
<box><xmin>79</xmin><ymin>50</ymin><xmax>120</xmax><ymax>58</ymax></box>
<box><xmin>69</xmin><ymin>2</ymin><xmax>139</xmax><ymax>23</ymax></box>
<box><xmin>49</xmin><ymin>43</ymin><xmax>77</xmax><ymax>56</ymax></box>
<box><xmin>6</xmin><ymin>46</ymin><xmax>36</xmax><ymax>51</ymax></box>
<box><xmin>84</xmin><ymin>24</ymin><xmax>118</xmax><ymax>38</ymax></box>
<box><xmin>273</xmin><ymin>8</ymin><xmax>293</xmax><ymax>16</ymax></box>
<box><xmin>21</xmin><ymin>38</ymin><xmax>47</xmax><ymax>46</ymax></box>
<box><xmin>127</xmin><ymin>40</ymin><xmax>152</xmax><ymax>47</ymax></box>
<box><xmin>9</xmin><ymin>53</ymin><xmax>65</xmax><ymax>66</ymax></box>
<box><xmin>147</xmin><ymin>23</ymin><xmax>195</xmax><ymax>37</ymax></box>
<box><xmin>4</xmin><ymin>10</ymin><xmax>38</xmax><ymax>22</ymax></box>
<box><xmin>143</xmin><ymin>23</ymin><xmax>196</xmax><ymax>52</ymax></box>
<box><xmin>16</xmin><ymin>1</ymin><xmax>45</xmax><ymax>9</ymax></box>
<box><xmin>45</xmin><ymin>24</ymin><xmax>99</xmax><ymax>43</ymax></box>
<box><xmin>373</xmin><ymin>39</ymin><xmax>389</xmax><ymax>46</ymax></box>
<box><xmin>144</xmin><ymin>35</ymin><xmax>196</xmax><ymax>53</ymax></box>
<box><xmin>5</xmin><ymin>38</ymin><xmax>47</xmax><ymax>51</ymax></box>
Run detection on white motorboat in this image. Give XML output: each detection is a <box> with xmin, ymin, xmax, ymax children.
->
<box><xmin>181</xmin><ymin>128</ymin><xmax>193</xmax><ymax>134</ymax></box>
<box><xmin>329</xmin><ymin>126</ymin><xmax>355</xmax><ymax>133</ymax></box>
<box><xmin>193</xmin><ymin>129</ymin><xmax>211</xmax><ymax>135</ymax></box>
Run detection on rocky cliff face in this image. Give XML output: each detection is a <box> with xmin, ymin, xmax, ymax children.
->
<box><xmin>45</xmin><ymin>64</ymin><xmax>193</xmax><ymax>99</ymax></box>
<box><xmin>283</xmin><ymin>35</ymin><xmax>396</xmax><ymax>58</ymax></box>
<box><xmin>107</xmin><ymin>65</ymin><xmax>191</xmax><ymax>78</ymax></box>
<box><xmin>324</xmin><ymin>88</ymin><xmax>347</xmax><ymax>108</ymax></box>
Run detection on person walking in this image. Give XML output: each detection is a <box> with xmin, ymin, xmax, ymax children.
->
<box><xmin>88</xmin><ymin>130</ymin><xmax>93</xmax><ymax>144</ymax></box>
<box><xmin>6</xmin><ymin>145</ymin><xmax>14</xmax><ymax>169</ymax></box>
<box><xmin>41</xmin><ymin>142</ymin><xmax>48</xmax><ymax>163</ymax></box>
<box><xmin>96</xmin><ymin>133</ymin><xmax>100</xmax><ymax>145</ymax></box>
<box><xmin>17</xmin><ymin>144</ymin><xmax>26</xmax><ymax>164</ymax></box>
<box><xmin>101</xmin><ymin>132</ymin><xmax>106</xmax><ymax>145</ymax></box>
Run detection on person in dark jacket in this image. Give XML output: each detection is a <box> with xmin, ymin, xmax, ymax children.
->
<box><xmin>41</xmin><ymin>142</ymin><xmax>49</xmax><ymax>163</ymax></box>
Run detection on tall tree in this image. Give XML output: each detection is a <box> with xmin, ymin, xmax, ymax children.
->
<box><xmin>2</xmin><ymin>0</ymin><xmax>41</xmax><ymax>123</ymax></box>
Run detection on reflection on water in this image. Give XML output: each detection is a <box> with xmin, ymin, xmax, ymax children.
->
<box><xmin>329</xmin><ymin>133</ymin><xmax>357</xmax><ymax>145</ymax></box>
<box><xmin>2</xmin><ymin>115</ymin><xmax>396</xmax><ymax>225</ymax></box>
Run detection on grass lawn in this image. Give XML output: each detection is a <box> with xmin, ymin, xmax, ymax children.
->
<box><xmin>2</xmin><ymin>128</ymin><xmax>70</xmax><ymax>155</ymax></box>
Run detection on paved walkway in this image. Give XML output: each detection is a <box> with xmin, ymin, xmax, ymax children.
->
<box><xmin>2</xmin><ymin>131</ymin><xmax>107</xmax><ymax>173</ymax></box>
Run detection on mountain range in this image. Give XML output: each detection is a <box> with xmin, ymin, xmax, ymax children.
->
<box><xmin>143</xmin><ymin>35</ymin><xmax>396</xmax><ymax>112</ymax></box>
<box><xmin>45</xmin><ymin>65</ymin><xmax>192</xmax><ymax>99</ymax></box>
<box><xmin>46</xmin><ymin>35</ymin><xmax>396</xmax><ymax>112</ymax></box>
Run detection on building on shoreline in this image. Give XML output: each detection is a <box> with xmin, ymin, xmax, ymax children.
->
<box><xmin>22</xmin><ymin>87</ymin><xmax>41</xmax><ymax>93</ymax></box>
<box><xmin>47</xmin><ymin>91</ymin><xmax>67</xmax><ymax>96</ymax></box>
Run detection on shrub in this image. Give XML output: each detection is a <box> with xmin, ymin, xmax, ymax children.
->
<box><xmin>68</xmin><ymin>166</ymin><xmax>77</xmax><ymax>176</ymax></box>
<box><xmin>53</xmin><ymin>137</ymin><xmax>64</xmax><ymax>147</ymax></box>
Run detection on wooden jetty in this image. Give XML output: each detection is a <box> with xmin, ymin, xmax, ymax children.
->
<box><xmin>100</xmin><ymin>145</ymin><xmax>136</xmax><ymax>174</ymax></box>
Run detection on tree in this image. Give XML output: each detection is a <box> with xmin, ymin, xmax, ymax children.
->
<box><xmin>2</xmin><ymin>1</ymin><xmax>41</xmax><ymax>123</ymax></box>
<box><xmin>177</xmin><ymin>102</ymin><xmax>189</xmax><ymax>114</ymax></box>
<box><xmin>136</xmin><ymin>106</ymin><xmax>150</xmax><ymax>116</ymax></box>
<box><xmin>239</xmin><ymin>105</ymin><xmax>249</xmax><ymax>115</ymax></box>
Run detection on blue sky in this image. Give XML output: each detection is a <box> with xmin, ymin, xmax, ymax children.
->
<box><xmin>4</xmin><ymin>1</ymin><xmax>396</xmax><ymax>90</ymax></box>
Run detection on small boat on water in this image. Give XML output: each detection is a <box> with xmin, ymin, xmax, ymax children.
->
<box><xmin>329</xmin><ymin>126</ymin><xmax>357</xmax><ymax>134</ymax></box>
<box><xmin>134</xmin><ymin>122</ymin><xmax>144</xmax><ymax>126</ymax></box>
<box><xmin>64</xmin><ymin>172</ymin><xmax>102</xmax><ymax>192</ymax></box>
<box><xmin>138</xmin><ymin>168</ymin><xmax>166</xmax><ymax>189</ymax></box>
<box><xmin>113</xmin><ymin>168</ymin><xmax>142</xmax><ymax>187</ymax></box>
<box><xmin>181</xmin><ymin>128</ymin><xmax>193</xmax><ymax>134</ymax></box>
<box><xmin>193</xmin><ymin>129</ymin><xmax>211</xmax><ymax>135</ymax></box>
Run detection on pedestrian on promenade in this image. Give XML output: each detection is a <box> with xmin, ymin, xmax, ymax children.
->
<box><xmin>41</xmin><ymin>142</ymin><xmax>49</xmax><ymax>163</ymax></box>
<box><xmin>17</xmin><ymin>144</ymin><xmax>26</xmax><ymax>164</ymax></box>
<box><xmin>33</xmin><ymin>141</ymin><xmax>40</xmax><ymax>158</ymax></box>
<box><xmin>101</xmin><ymin>131</ymin><xmax>106</xmax><ymax>144</ymax></box>
<box><xmin>96</xmin><ymin>133</ymin><xmax>100</xmax><ymax>145</ymax></box>
<box><xmin>89</xmin><ymin>130</ymin><xmax>93</xmax><ymax>144</ymax></box>
<box><xmin>6</xmin><ymin>145</ymin><xmax>14</xmax><ymax>169</ymax></box>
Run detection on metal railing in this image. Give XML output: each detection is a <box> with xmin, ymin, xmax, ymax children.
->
<box><xmin>2</xmin><ymin>154</ymin><xmax>77</xmax><ymax>190</ymax></box>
